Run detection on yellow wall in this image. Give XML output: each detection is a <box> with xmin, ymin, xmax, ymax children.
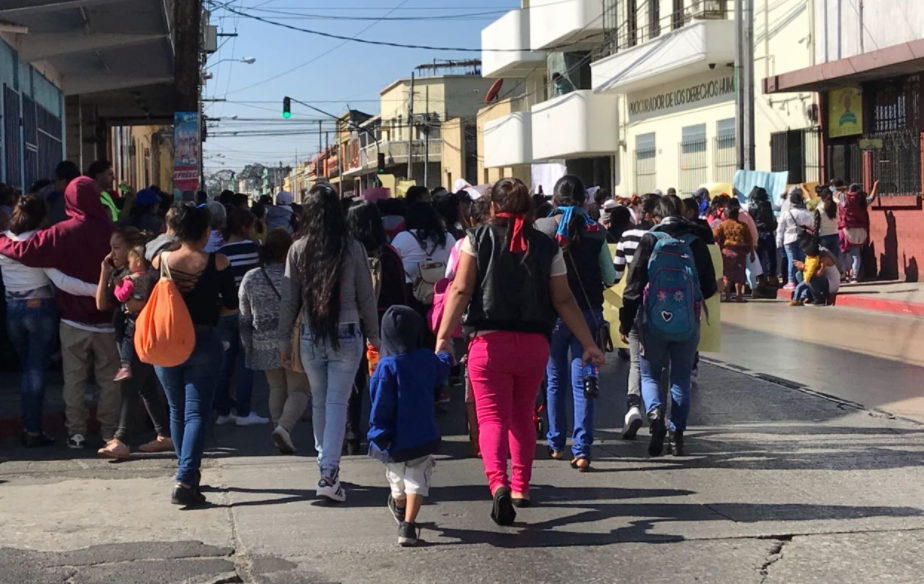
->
<box><xmin>441</xmin><ymin>118</ymin><xmax>464</xmax><ymax>188</ymax></box>
<box><xmin>379</xmin><ymin>76</ymin><xmax>495</xmax><ymax>143</ymax></box>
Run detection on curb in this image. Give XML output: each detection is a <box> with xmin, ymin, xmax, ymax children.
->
<box><xmin>775</xmin><ymin>287</ymin><xmax>924</xmax><ymax>318</ymax></box>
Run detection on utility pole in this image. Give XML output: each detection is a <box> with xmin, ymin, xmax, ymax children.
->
<box><xmin>337</xmin><ymin>118</ymin><xmax>344</xmax><ymax>197</ymax></box>
<box><xmin>424</xmin><ymin>85</ymin><xmax>430</xmax><ymax>188</ymax></box>
<box><xmin>407</xmin><ymin>73</ymin><xmax>415</xmax><ymax>181</ymax></box>
<box><xmin>735</xmin><ymin>0</ymin><xmax>756</xmax><ymax>171</ymax></box>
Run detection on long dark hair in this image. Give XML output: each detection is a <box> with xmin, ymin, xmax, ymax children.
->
<box><xmin>347</xmin><ymin>201</ymin><xmax>387</xmax><ymax>255</ymax></box>
<box><xmin>552</xmin><ymin>174</ymin><xmax>588</xmax><ymax>250</ymax></box>
<box><xmin>725</xmin><ymin>198</ymin><xmax>741</xmax><ymax>221</ymax></box>
<box><xmin>298</xmin><ymin>185</ymin><xmax>350</xmax><ymax>347</ymax></box>
<box><xmin>489</xmin><ymin>177</ymin><xmax>532</xmax><ymax>253</ymax></box>
<box><xmin>9</xmin><ymin>194</ymin><xmax>48</xmax><ymax>235</ymax></box>
<box><xmin>819</xmin><ymin>190</ymin><xmax>837</xmax><ymax>219</ymax></box>
<box><xmin>405</xmin><ymin>202</ymin><xmax>447</xmax><ymax>248</ymax></box>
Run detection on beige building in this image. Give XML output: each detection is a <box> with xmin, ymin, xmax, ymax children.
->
<box><xmin>375</xmin><ymin>75</ymin><xmax>494</xmax><ymax>189</ymax></box>
<box><xmin>111</xmin><ymin>125</ymin><xmax>174</xmax><ymax>192</ymax></box>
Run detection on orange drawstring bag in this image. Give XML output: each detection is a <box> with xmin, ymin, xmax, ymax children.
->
<box><xmin>134</xmin><ymin>251</ymin><xmax>195</xmax><ymax>367</ymax></box>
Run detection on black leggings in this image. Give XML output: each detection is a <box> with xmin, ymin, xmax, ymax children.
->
<box><xmin>113</xmin><ymin>360</ymin><xmax>170</xmax><ymax>443</ymax></box>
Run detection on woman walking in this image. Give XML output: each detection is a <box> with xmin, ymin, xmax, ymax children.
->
<box><xmin>535</xmin><ymin>175</ymin><xmax>616</xmax><ymax>471</ymax></box>
<box><xmin>344</xmin><ymin>201</ymin><xmax>407</xmax><ymax>455</ymax></box>
<box><xmin>0</xmin><ymin>195</ymin><xmax>98</xmax><ymax>447</ymax></box>
<box><xmin>152</xmin><ymin>202</ymin><xmax>238</xmax><ymax>506</ymax></box>
<box><xmin>776</xmin><ymin>186</ymin><xmax>813</xmax><ymax>290</ymax></box>
<box><xmin>435</xmin><ymin>177</ymin><xmax>604</xmax><ymax>525</ymax></box>
<box><xmin>215</xmin><ymin>207</ymin><xmax>267</xmax><ymax>426</ymax></box>
<box><xmin>278</xmin><ymin>185</ymin><xmax>381</xmax><ymax>503</ymax></box>
<box><xmin>239</xmin><ymin>227</ymin><xmax>310</xmax><ymax>455</ymax></box>
<box><xmin>713</xmin><ymin>198</ymin><xmax>756</xmax><ymax>303</ymax></box>
<box><xmin>96</xmin><ymin>226</ymin><xmax>173</xmax><ymax>458</ymax></box>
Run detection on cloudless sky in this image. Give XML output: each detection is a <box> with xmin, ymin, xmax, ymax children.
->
<box><xmin>203</xmin><ymin>0</ymin><xmax>520</xmax><ymax>175</ymax></box>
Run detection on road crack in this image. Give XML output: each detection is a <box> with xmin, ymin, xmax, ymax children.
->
<box><xmin>758</xmin><ymin>535</ymin><xmax>793</xmax><ymax>583</ymax></box>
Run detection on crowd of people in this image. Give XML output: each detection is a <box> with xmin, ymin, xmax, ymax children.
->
<box><xmin>0</xmin><ymin>162</ymin><xmax>876</xmax><ymax>546</ymax></box>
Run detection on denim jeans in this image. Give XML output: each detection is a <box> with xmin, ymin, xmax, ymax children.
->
<box><xmin>818</xmin><ymin>234</ymin><xmax>840</xmax><ymax>267</ymax></box>
<box><xmin>300</xmin><ymin>322</ymin><xmax>364</xmax><ymax>479</ymax></box>
<box><xmin>214</xmin><ymin>313</ymin><xmax>254</xmax><ymax>417</ymax></box>
<box><xmin>6</xmin><ymin>298</ymin><xmax>58</xmax><ymax>434</ymax></box>
<box><xmin>155</xmin><ymin>326</ymin><xmax>223</xmax><ymax>487</ymax></box>
<box><xmin>545</xmin><ymin>309</ymin><xmax>600</xmax><ymax>458</ymax></box>
<box><xmin>783</xmin><ymin>242</ymin><xmax>805</xmax><ymax>284</ymax></box>
<box><xmin>639</xmin><ymin>326</ymin><xmax>700</xmax><ymax>433</ymax></box>
<box><xmin>118</xmin><ymin>315</ymin><xmax>136</xmax><ymax>365</ymax></box>
<box><xmin>849</xmin><ymin>247</ymin><xmax>862</xmax><ymax>278</ymax></box>
<box><xmin>756</xmin><ymin>231</ymin><xmax>777</xmax><ymax>277</ymax></box>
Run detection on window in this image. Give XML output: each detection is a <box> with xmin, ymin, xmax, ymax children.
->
<box><xmin>679</xmin><ymin>124</ymin><xmax>708</xmax><ymax>196</ymax></box>
<box><xmin>648</xmin><ymin>0</ymin><xmax>661</xmax><ymax>40</ymax></box>
<box><xmin>672</xmin><ymin>0</ymin><xmax>684</xmax><ymax>30</ymax></box>
<box><xmin>771</xmin><ymin>128</ymin><xmax>821</xmax><ymax>184</ymax></box>
<box><xmin>634</xmin><ymin>133</ymin><xmax>657</xmax><ymax>195</ymax></box>
<box><xmin>713</xmin><ymin>118</ymin><xmax>736</xmax><ymax>183</ymax></box>
<box><xmin>867</xmin><ymin>74</ymin><xmax>922</xmax><ymax>196</ymax></box>
<box><xmin>627</xmin><ymin>0</ymin><xmax>638</xmax><ymax>47</ymax></box>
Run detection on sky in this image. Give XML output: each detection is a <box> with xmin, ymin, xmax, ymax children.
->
<box><xmin>202</xmin><ymin>0</ymin><xmax>520</xmax><ymax>176</ymax></box>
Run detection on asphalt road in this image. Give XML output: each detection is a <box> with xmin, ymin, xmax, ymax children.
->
<box><xmin>1</xmin><ymin>338</ymin><xmax>924</xmax><ymax>583</ymax></box>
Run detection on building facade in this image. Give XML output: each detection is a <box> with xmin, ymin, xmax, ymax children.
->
<box><xmin>765</xmin><ymin>0</ymin><xmax>924</xmax><ymax>280</ymax></box>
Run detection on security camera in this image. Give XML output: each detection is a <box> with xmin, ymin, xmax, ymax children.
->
<box><xmin>708</xmin><ymin>63</ymin><xmax>716</xmax><ymax>70</ymax></box>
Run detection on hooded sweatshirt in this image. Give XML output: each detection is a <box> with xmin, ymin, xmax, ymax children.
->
<box><xmin>367</xmin><ymin>305</ymin><xmax>453</xmax><ymax>463</ymax></box>
<box><xmin>0</xmin><ymin>176</ymin><xmax>114</xmax><ymax>327</ymax></box>
<box><xmin>265</xmin><ymin>204</ymin><xmax>294</xmax><ymax>233</ymax></box>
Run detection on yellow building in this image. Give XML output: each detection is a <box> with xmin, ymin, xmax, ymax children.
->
<box><xmin>111</xmin><ymin>125</ymin><xmax>174</xmax><ymax>192</ymax></box>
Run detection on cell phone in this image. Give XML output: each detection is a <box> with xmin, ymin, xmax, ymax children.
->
<box><xmin>106</xmin><ymin>256</ymin><xmax>115</xmax><ymax>267</ymax></box>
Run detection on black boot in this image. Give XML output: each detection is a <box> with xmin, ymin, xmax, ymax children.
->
<box><xmin>648</xmin><ymin>409</ymin><xmax>667</xmax><ymax>457</ymax></box>
<box><xmin>667</xmin><ymin>430</ymin><xmax>685</xmax><ymax>456</ymax></box>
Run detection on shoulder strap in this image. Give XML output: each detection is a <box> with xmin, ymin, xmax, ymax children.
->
<box><xmin>260</xmin><ymin>267</ymin><xmax>281</xmax><ymax>299</ymax></box>
<box><xmin>410</xmin><ymin>230</ymin><xmax>435</xmax><ymax>259</ymax></box>
<box><xmin>564</xmin><ymin>250</ymin><xmax>601</xmax><ymax>330</ymax></box>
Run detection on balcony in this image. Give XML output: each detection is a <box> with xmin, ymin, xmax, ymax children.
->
<box><xmin>359</xmin><ymin>140</ymin><xmax>443</xmax><ymax>170</ymax></box>
<box><xmin>484</xmin><ymin>112</ymin><xmax>532</xmax><ymax>168</ymax></box>
<box><xmin>482</xmin><ymin>9</ymin><xmax>546</xmax><ymax>78</ymax></box>
<box><xmin>530</xmin><ymin>0</ymin><xmax>605</xmax><ymax>51</ymax></box>
<box><xmin>531</xmin><ymin>90</ymin><xmax>619</xmax><ymax>160</ymax></box>
<box><xmin>592</xmin><ymin>19</ymin><xmax>736</xmax><ymax>95</ymax></box>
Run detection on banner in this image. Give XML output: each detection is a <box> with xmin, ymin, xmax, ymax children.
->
<box><xmin>173</xmin><ymin>112</ymin><xmax>200</xmax><ymax>196</ymax></box>
<box><xmin>828</xmin><ymin>87</ymin><xmax>863</xmax><ymax>138</ymax></box>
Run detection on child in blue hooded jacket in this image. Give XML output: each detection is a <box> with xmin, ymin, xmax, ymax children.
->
<box><xmin>368</xmin><ymin>305</ymin><xmax>453</xmax><ymax>547</ymax></box>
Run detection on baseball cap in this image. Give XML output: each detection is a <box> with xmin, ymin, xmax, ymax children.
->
<box><xmin>276</xmin><ymin>191</ymin><xmax>293</xmax><ymax>205</ymax></box>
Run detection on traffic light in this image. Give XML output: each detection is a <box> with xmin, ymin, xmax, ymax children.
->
<box><xmin>282</xmin><ymin>97</ymin><xmax>291</xmax><ymax>119</ymax></box>
<box><xmin>377</xmin><ymin>152</ymin><xmax>385</xmax><ymax>174</ymax></box>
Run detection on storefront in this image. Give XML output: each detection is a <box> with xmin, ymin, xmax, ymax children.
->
<box><xmin>764</xmin><ymin>39</ymin><xmax>924</xmax><ymax>281</ymax></box>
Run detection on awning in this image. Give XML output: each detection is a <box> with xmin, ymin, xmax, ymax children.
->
<box><xmin>764</xmin><ymin>38</ymin><xmax>924</xmax><ymax>94</ymax></box>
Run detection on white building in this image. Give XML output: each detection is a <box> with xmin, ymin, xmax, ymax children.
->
<box><xmin>479</xmin><ymin>0</ymin><xmax>821</xmax><ymax>196</ymax></box>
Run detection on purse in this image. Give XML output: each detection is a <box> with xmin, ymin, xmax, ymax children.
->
<box><xmin>565</xmin><ymin>250</ymin><xmax>615</xmax><ymax>353</ymax></box>
<box><xmin>260</xmin><ymin>267</ymin><xmax>304</xmax><ymax>373</ymax></box>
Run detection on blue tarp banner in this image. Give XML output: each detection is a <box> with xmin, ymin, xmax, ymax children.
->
<box><xmin>733</xmin><ymin>170</ymin><xmax>789</xmax><ymax>207</ymax></box>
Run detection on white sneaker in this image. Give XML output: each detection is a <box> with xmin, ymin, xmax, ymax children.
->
<box><xmin>622</xmin><ymin>407</ymin><xmax>643</xmax><ymax>440</ymax></box>
<box><xmin>215</xmin><ymin>414</ymin><xmax>237</xmax><ymax>426</ymax></box>
<box><xmin>317</xmin><ymin>477</ymin><xmax>346</xmax><ymax>503</ymax></box>
<box><xmin>235</xmin><ymin>412</ymin><xmax>270</xmax><ymax>426</ymax></box>
<box><xmin>272</xmin><ymin>425</ymin><xmax>296</xmax><ymax>454</ymax></box>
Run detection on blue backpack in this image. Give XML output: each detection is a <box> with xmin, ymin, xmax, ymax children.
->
<box><xmin>643</xmin><ymin>231</ymin><xmax>703</xmax><ymax>341</ymax></box>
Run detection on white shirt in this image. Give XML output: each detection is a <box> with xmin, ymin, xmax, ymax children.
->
<box><xmin>776</xmin><ymin>207</ymin><xmax>813</xmax><ymax>247</ymax></box>
<box><xmin>391</xmin><ymin>229</ymin><xmax>457</xmax><ymax>283</ymax></box>
<box><xmin>0</xmin><ymin>230</ymin><xmax>98</xmax><ymax>299</ymax></box>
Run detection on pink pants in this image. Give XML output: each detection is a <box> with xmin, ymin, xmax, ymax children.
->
<box><xmin>467</xmin><ymin>331</ymin><xmax>550</xmax><ymax>494</ymax></box>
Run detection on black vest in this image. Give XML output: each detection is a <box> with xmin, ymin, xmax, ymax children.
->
<box><xmin>535</xmin><ymin>217</ymin><xmax>606</xmax><ymax>311</ymax></box>
<box><xmin>463</xmin><ymin>224</ymin><xmax>558</xmax><ymax>338</ymax></box>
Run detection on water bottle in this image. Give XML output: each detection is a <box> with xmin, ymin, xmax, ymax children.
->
<box><xmin>582</xmin><ymin>361</ymin><xmax>599</xmax><ymax>400</ymax></box>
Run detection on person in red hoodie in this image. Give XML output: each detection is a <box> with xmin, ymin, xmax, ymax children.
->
<box><xmin>0</xmin><ymin>176</ymin><xmax>118</xmax><ymax>449</ymax></box>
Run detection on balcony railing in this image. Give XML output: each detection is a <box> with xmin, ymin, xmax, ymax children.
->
<box><xmin>359</xmin><ymin>140</ymin><xmax>444</xmax><ymax>171</ymax></box>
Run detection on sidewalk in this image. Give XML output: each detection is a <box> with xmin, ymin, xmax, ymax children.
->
<box><xmin>777</xmin><ymin>280</ymin><xmax>924</xmax><ymax>317</ymax></box>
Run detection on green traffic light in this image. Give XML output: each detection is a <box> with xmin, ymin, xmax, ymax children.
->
<box><xmin>282</xmin><ymin>111</ymin><xmax>291</xmax><ymax>119</ymax></box>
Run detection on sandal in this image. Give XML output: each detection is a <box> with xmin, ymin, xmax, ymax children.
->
<box><xmin>548</xmin><ymin>447</ymin><xmax>565</xmax><ymax>460</ymax></box>
<box><xmin>570</xmin><ymin>457</ymin><xmax>591</xmax><ymax>472</ymax></box>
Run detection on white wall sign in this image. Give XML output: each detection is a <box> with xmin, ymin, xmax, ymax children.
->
<box><xmin>628</xmin><ymin>73</ymin><xmax>735</xmax><ymax>123</ymax></box>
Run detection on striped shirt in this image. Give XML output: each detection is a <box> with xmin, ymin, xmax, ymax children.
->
<box><xmin>219</xmin><ymin>240</ymin><xmax>261</xmax><ymax>287</ymax></box>
<box><xmin>614</xmin><ymin>227</ymin><xmax>648</xmax><ymax>283</ymax></box>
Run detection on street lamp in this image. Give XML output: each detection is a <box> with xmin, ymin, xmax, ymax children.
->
<box><xmin>206</xmin><ymin>57</ymin><xmax>256</xmax><ymax>69</ymax></box>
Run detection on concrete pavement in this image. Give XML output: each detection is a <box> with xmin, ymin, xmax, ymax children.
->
<box><xmin>2</xmin><ymin>353</ymin><xmax>924</xmax><ymax>583</ymax></box>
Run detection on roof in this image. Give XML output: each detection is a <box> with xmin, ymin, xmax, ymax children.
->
<box><xmin>764</xmin><ymin>38</ymin><xmax>924</xmax><ymax>94</ymax></box>
<box><xmin>379</xmin><ymin>74</ymin><xmax>488</xmax><ymax>96</ymax></box>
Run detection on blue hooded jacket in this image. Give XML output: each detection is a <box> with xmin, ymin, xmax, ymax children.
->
<box><xmin>367</xmin><ymin>305</ymin><xmax>453</xmax><ymax>463</ymax></box>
